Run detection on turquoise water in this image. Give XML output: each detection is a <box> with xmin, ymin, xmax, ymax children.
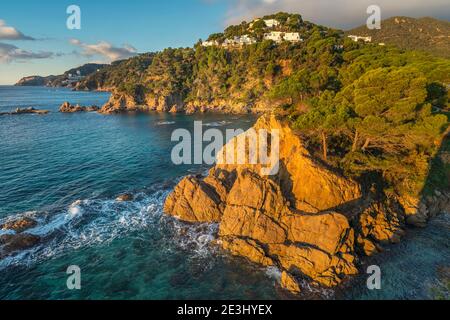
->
<box><xmin>0</xmin><ymin>86</ymin><xmax>448</xmax><ymax>300</ymax></box>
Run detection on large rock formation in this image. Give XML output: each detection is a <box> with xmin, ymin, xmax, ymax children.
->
<box><xmin>164</xmin><ymin>115</ymin><xmax>363</xmax><ymax>291</ymax></box>
<box><xmin>164</xmin><ymin>114</ymin><xmax>449</xmax><ymax>294</ymax></box>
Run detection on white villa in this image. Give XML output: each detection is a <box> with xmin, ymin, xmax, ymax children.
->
<box><xmin>348</xmin><ymin>35</ymin><xmax>372</xmax><ymax>43</ymax></box>
<box><xmin>222</xmin><ymin>35</ymin><xmax>257</xmax><ymax>47</ymax></box>
<box><xmin>264</xmin><ymin>31</ymin><xmax>284</xmax><ymax>43</ymax></box>
<box><xmin>201</xmin><ymin>29</ymin><xmax>302</xmax><ymax>49</ymax></box>
<box><xmin>238</xmin><ymin>34</ymin><xmax>257</xmax><ymax>45</ymax></box>
<box><xmin>249</xmin><ymin>18</ymin><xmax>281</xmax><ymax>29</ymax></box>
<box><xmin>264</xmin><ymin>31</ymin><xmax>302</xmax><ymax>43</ymax></box>
<box><xmin>202</xmin><ymin>40</ymin><xmax>219</xmax><ymax>47</ymax></box>
<box><xmin>264</xmin><ymin>19</ymin><xmax>280</xmax><ymax>28</ymax></box>
<box><xmin>284</xmin><ymin>32</ymin><xmax>302</xmax><ymax>42</ymax></box>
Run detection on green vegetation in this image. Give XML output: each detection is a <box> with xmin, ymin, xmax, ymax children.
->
<box><xmin>277</xmin><ymin>44</ymin><xmax>450</xmax><ymax>197</ymax></box>
<box><xmin>77</xmin><ymin>12</ymin><xmax>450</xmax><ymax>198</ymax></box>
<box><xmin>77</xmin><ymin>53</ymin><xmax>155</xmax><ymax>91</ymax></box>
<box><xmin>346</xmin><ymin>16</ymin><xmax>450</xmax><ymax>58</ymax></box>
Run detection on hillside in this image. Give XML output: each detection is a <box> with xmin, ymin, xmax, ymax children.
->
<box><xmin>77</xmin><ymin>12</ymin><xmax>346</xmax><ymax>113</ymax></box>
<box><xmin>346</xmin><ymin>16</ymin><xmax>450</xmax><ymax>58</ymax></box>
<box><xmin>74</xmin><ymin>12</ymin><xmax>450</xmax><ymax>213</ymax></box>
<box><xmin>76</xmin><ymin>13</ymin><xmax>449</xmax><ymax>116</ymax></box>
<box><xmin>15</xmin><ymin>63</ymin><xmax>107</xmax><ymax>87</ymax></box>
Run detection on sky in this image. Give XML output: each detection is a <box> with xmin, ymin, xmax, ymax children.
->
<box><xmin>0</xmin><ymin>0</ymin><xmax>448</xmax><ymax>84</ymax></box>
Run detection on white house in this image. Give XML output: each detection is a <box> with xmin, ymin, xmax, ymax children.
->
<box><xmin>283</xmin><ymin>32</ymin><xmax>302</xmax><ymax>42</ymax></box>
<box><xmin>222</xmin><ymin>35</ymin><xmax>256</xmax><ymax>47</ymax></box>
<box><xmin>222</xmin><ymin>38</ymin><xmax>235</xmax><ymax>47</ymax></box>
<box><xmin>264</xmin><ymin>31</ymin><xmax>283</xmax><ymax>43</ymax></box>
<box><xmin>264</xmin><ymin>19</ymin><xmax>280</xmax><ymax>28</ymax></box>
<box><xmin>348</xmin><ymin>35</ymin><xmax>372</xmax><ymax>43</ymax></box>
<box><xmin>202</xmin><ymin>40</ymin><xmax>219</xmax><ymax>47</ymax></box>
<box><xmin>238</xmin><ymin>34</ymin><xmax>257</xmax><ymax>45</ymax></box>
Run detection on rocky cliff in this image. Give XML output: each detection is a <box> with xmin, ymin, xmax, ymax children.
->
<box><xmin>99</xmin><ymin>91</ymin><xmax>274</xmax><ymax>115</ymax></box>
<box><xmin>164</xmin><ymin>114</ymin><xmax>450</xmax><ymax>294</ymax></box>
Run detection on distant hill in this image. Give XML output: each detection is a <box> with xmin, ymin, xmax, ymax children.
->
<box><xmin>346</xmin><ymin>16</ymin><xmax>450</xmax><ymax>58</ymax></box>
<box><xmin>15</xmin><ymin>63</ymin><xmax>107</xmax><ymax>87</ymax></box>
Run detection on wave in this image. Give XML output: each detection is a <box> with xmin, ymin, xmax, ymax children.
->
<box><xmin>0</xmin><ymin>189</ymin><xmax>218</xmax><ymax>271</ymax></box>
<box><xmin>156</xmin><ymin>121</ymin><xmax>176</xmax><ymax>125</ymax></box>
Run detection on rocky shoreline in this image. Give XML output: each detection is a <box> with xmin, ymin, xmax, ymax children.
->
<box><xmin>97</xmin><ymin>91</ymin><xmax>274</xmax><ymax>115</ymax></box>
<box><xmin>163</xmin><ymin>114</ymin><xmax>450</xmax><ymax>294</ymax></box>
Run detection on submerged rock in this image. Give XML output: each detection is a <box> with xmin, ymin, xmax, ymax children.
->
<box><xmin>1</xmin><ymin>217</ymin><xmax>37</xmax><ymax>233</ymax></box>
<box><xmin>0</xmin><ymin>233</ymin><xmax>41</xmax><ymax>257</ymax></box>
<box><xmin>116</xmin><ymin>193</ymin><xmax>134</xmax><ymax>202</ymax></box>
<box><xmin>0</xmin><ymin>107</ymin><xmax>49</xmax><ymax>116</ymax></box>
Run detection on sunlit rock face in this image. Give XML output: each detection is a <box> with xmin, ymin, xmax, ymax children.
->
<box><xmin>164</xmin><ymin>114</ymin><xmax>447</xmax><ymax>294</ymax></box>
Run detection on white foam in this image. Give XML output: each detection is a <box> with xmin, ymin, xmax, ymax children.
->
<box><xmin>0</xmin><ymin>191</ymin><xmax>168</xmax><ymax>270</ymax></box>
<box><xmin>0</xmin><ymin>188</ymin><xmax>224</xmax><ymax>273</ymax></box>
<box><xmin>157</xmin><ymin>121</ymin><xmax>176</xmax><ymax>125</ymax></box>
<box><xmin>265</xmin><ymin>266</ymin><xmax>282</xmax><ymax>281</ymax></box>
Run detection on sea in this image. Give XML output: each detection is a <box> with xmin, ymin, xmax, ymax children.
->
<box><xmin>0</xmin><ymin>86</ymin><xmax>448</xmax><ymax>300</ymax></box>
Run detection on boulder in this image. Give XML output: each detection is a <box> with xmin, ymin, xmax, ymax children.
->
<box><xmin>59</xmin><ymin>102</ymin><xmax>99</xmax><ymax>113</ymax></box>
<box><xmin>164</xmin><ymin>176</ymin><xmax>223</xmax><ymax>222</ymax></box>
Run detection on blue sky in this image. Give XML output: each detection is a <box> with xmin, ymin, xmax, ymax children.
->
<box><xmin>0</xmin><ymin>0</ymin><xmax>448</xmax><ymax>84</ymax></box>
<box><xmin>0</xmin><ymin>0</ymin><xmax>228</xmax><ymax>84</ymax></box>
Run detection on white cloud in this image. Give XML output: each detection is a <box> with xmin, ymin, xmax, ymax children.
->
<box><xmin>0</xmin><ymin>42</ymin><xmax>53</xmax><ymax>63</ymax></box>
<box><xmin>0</xmin><ymin>19</ymin><xmax>34</xmax><ymax>40</ymax></box>
<box><xmin>223</xmin><ymin>0</ymin><xmax>450</xmax><ymax>29</ymax></box>
<box><xmin>69</xmin><ymin>39</ymin><xmax>138</xmax><ymax>62</ymax></box>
